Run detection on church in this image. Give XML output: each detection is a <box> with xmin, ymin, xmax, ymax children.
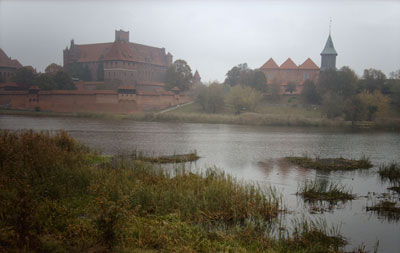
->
<box><xmin>259</xmin><ymin>33</ymin><xmax>337</xmax><ymax>94</ymax></box>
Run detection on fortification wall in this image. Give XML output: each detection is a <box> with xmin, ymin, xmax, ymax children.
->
<box><xmin>0</xmin><ymin>90</ymin><xmax>189</xmax><ymax>114</ymax></box>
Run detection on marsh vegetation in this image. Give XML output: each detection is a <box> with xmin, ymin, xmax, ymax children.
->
<box><xmin>0</xmin><ymin>130</ymin><xmax>355</xmax><ymax>252</ymax></box>
<box><xmin>297</xmin><ymin>180</ymin><xmax>355</xmax><ymax>204</ymax></box>
<box><xmin>285</xmin><ymin>155</ymin><xmax>373</xmax><ymax>171</ymax></box>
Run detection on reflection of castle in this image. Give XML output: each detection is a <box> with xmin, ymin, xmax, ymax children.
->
<box><xmin>63</xmin><ymin>30</ymin><xmax>173</xmax><ymax>91</ymax></box>
<box><xmin>259</xmin><ymin>33</ymin><xmax>337</xmax><ymax>94</ymax></box>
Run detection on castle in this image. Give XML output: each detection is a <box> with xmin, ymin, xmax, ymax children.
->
<box><xmin>63</xmin><ymin>30</ymin><xmax>173</xmax><ymax>92</ymax></box>
<box><xmin>259</xmin><ymin>33</ymin><xmax>337</xmax><ymax>94</ymax></box>
<box><xmin>0</xmin><ymin>48</ymin><xmax>23</xmax><ymax>81</ymax></box>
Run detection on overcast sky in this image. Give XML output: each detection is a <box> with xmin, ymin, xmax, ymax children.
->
<box><xmin>1</xmin><ymin>0</ymin><xmax>399</xmax><ymax>82</ymax></box>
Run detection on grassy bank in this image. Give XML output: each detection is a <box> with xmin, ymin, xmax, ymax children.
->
<box><xmin>0</xmin><ymin>130</ymin><xmax>353</xmax><ymax>252</ymax></box>
<box><xmin>286</xmin><ymin>155</ymin><xmax>373</xmax><ymax>171</ymax></box>
<box><xmin>2</xmin><ymin>106</ymin><xmax>400</xmax><ymax>130</ymax></box>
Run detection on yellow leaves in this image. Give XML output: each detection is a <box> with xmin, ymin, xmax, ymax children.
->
<box><xmin>357</xmin><ymin>90</ymin><xmax>390</xmax><ymax>117</ymax></box>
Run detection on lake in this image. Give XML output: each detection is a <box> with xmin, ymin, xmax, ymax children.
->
<box><xmin>1</xmin><ymin>114</ymin><xmax>399</xmax><ymax>252</ymax></box>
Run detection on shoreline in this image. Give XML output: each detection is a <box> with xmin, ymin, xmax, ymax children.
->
<box><xmin>1</xmin><ymin>108</ymin><xmax>399</xmax><ymax>131</ymax></box>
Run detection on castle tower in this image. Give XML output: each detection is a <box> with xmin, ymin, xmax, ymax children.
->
<box><xmin>320</xmin><ymin>33</ymin><xmax>337</xmax><ymax>71</ymax></box>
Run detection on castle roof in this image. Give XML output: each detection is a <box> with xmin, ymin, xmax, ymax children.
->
<box><xmin>104</xmin><ymin>41</ymin><xmax>135</xmax><ymax>61</ymax></box>
<box><xmin>299</xmin><ymin>58</ymin><xmax>319</xmax><ymax>70</ymax></box>
<box><xmin>321</xmin><ymin>34</ymin><xmax>337</xmax><ymax>55</ymax></box>
<box><xmin>0</xmin><ymin>48</ymin><xmax>23</xmax><ymax>68</ymax></box>
<box><xmin>280</xmin><ymin>58</ymin><xmax>297</xmax><ymax>69</ymax></box>
<box><xmin>260</xmin><ymin>58</ymin><xmax>279</xmax><ymax>69</ymax></box>
<box><xmin>73</xmin><ymin>41</ymin><xmax>169</xmax><ymax>66</ymax></box>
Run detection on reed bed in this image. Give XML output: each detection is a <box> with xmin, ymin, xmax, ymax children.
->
<box><xmin>286</xmin><ymin>155</ymin><xmax>373</xmax><ymax>171</ymax></box>
<box><xmin>366</xmin><ymin>200</ymin><xmax>400</xmax><ymax>222</ymax></box>
<box><xmin>297</xmin><ymin>180</ymin><xmax>355</xmax><ymax>203</ymax></box>
<box><xmin>378</xmin><ymin>162</ymin><xmax>400</xmax><ymax>183</ymax></box>
<box><xmin>0</xmin><ymin>130</ymin><xmax>350</xmax><ymax>252</ymax></box>
<box><xmin>129</xmin><ymin>150</ymin><xmax>200</xmax><ymax>163</ymax></box>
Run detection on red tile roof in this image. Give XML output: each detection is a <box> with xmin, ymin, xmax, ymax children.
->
<box><xmin>299</xmin><ymin>58</ymin><xmax>319</xmax><ymax>70</ymax></box>
<box><xmin>0</xmin><ymin>48</ymin><xmax>23</xmax><ymax>68</ymax></box>
<box><xmin>260</xmin><ymin>58</ymin><xmax>279</xmax><ymax>69</ymax></box>
<box><xmin>280</xmin><ymin>58</ymin><xmax>297</xmax><ymax>69</ymax></box>
<box><xmin>73</xmin><ymin>41</ymin><xmax>168</xmax><ymax>66</ymax></box>
<box><xmin>104</xmin><ymin>42</ymin><xmax>135</xmax><ymax>61</ymax></box>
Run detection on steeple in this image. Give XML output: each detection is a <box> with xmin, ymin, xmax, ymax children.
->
<box><xmin>320</xmin><ymin>33</ymin><xmax>338</xmax><ymax>71</ymax></box>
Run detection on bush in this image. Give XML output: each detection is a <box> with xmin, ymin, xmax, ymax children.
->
<box><xmin>227</xmin><ymin>85</ymin><xmax>263</xmax><ymax>114</ymax></box>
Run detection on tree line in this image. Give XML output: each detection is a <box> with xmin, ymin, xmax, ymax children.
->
<box><xmin>193</xmin><ymin>62</ymin><xmax>400</xmax><ymax>122</ymax></box>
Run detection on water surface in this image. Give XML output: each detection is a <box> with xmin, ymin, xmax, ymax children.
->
<box><xmin>1</xmin><ymin>115</ymin><xmax>399</xmax><ymax>252</ymax></box>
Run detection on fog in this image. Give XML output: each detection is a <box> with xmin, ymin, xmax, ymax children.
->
<box><xmin>1</xmin><ymin>0</ymin><xmax>399</xmax><ymax>82</ymax></box>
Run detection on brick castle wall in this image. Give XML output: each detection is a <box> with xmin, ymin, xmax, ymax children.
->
<box><xmin>0</xmin><ymin>90</ymin><xmax>189</xmax><ymax>114</ymax></box>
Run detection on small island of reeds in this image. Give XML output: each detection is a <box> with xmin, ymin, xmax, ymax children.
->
<box><xmin>285</xmin><ymin>155</ymin><xmax>373</xmax><ymax>171</ymax></box>
<box><xmin>130</xmin><ymin>150</ymin><xmax>200</xmax><ymax>163</ymax></box>
<box><xmin>366</xmin><ymin>200</ymin><xmax>400</xmax><ymax>222</ymax></box>
<box><xmin>297</xmin><ymin>180</ymin><xmax>355</xmax><ymax>204</ymax></box>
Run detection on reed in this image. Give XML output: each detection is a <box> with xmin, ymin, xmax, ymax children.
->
<box><xmin>286</xmin><ymin>155</ymin><xmax>373</xmax><ymax>171</ymax></box>
<box><xmin>0</xmin><ymin>130</ymin><xmax>351</xmax><ymax>252</ymax></box>
<box><xmin>297</xmin><ymin>180</ymin><xmax>355</xmax><ymax>203</ymax></box>
<box><xmin>378</xmin><ymin>162</ymin><xmax>400</xmax><ymax>183</ymax></box>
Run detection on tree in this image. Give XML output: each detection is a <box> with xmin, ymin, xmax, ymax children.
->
<box><xmin>165</xmin><ymin>59</ymin><xmax>193</xmax><ymax>91</ymax></box>
<box><xmin>321</xmin><ymin>93</ymin><xmax>345</xmax><ymax>119</ymax></box>
<box><xmin>224</xmin><ymin>63</ymin><xmax>250</xmax><ymax>86</ymax></box>
<box><xmin>34</xmin><ymin>73</ymin><xmax>55</xmax><ymax>90</ymax></box>
<box><xmin>226</xmin><ymin>85</ymin><xmax>263</xmax><ymax>114</ymax></box>
<box><xmin>250</xmin><ymin>70</ymin><xmax>267</xmax><ymax>92</ymax></box>
<box><xmin>358</xmin><ymin>68</ymin><xmax>388</xmax><ymax>93</ymax></box>
<box><xmin>318</xmin><ymin>67</ymin><xmax>358</xmax><ymax>99</ymax></box>
<box><xmin>65</xmin><ymin>62</ymin><xmax>92</xmax><ymax>81</ymax></box>
<box><xmin>197</xmin><ymin>82</ymin><xmax>225</xmax><ymax>113</ymax></box>
<box><xmin>11</xmin><ymin>67</ymin><xmax>36</xmax><ymax>88</ymax></box>
<box><xmin>268</xmin><ymin>81</ymin><xmax>281</xmax><ymax>102</ymax></box>
<box><xmin>301</xmin><ymin>80</ymin><xmax>320</xmax><ymax>105</ymax></box>
<box><xmin>54</xmin><ymin>70</ymin><xmax>76</xmax><ymax>90</ymax></box>
<box><xmin>344</xmin><ymin>90</ymin><xmax>389</xmax><ymax>122</ymax></box>
<box><xmin>97</xmin><ymin>62</ymin><xmax>104</xmax><ymax>81</ymax></box>
<box><xmin>45</xmin><ymin>63</ymin><xmax>63</xmax><ymax>75</ymax></box>
<box><xmin>285</xmin><ymin>82</ymin><xmax>297</xmax><ymax>94</ymax></box>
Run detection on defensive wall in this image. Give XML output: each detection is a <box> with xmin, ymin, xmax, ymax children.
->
<box><xmin>0</xmin><ymin>89</ymin><xmax>190</xmax><ymax>114</ymax></box>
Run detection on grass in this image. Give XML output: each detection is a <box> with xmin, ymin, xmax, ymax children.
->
<box><xmin>366</xmin><ymin>200</ymin><xmax>400</xmax><ymax>222</ymax></box>
<box><xmin>0</xmin><ymin>129</ymin><xmax>353</xmax><ymax>252</ymax></box>
<box><xmin>285</xmin><ymin>155</ymin><xmax>373</xmax><ymax>171</ymax></box>
<box><xmin>378</xmin><ymin>162</ymin><xmax>400</xmax><ymax>183</ymax></box>
<box><xmin>297</xmin><ymin>180</ymin><xmax>355</xmax><ymax>204</ymax></box>
<box><xmin>129</xmin><ymin>150</ymin><xmax>200</xmax><ymax>163</ymax></box>
<box><xmin>3</xmin><ymin>99</ymin><xmax>400</xmax><ymax>130</ymax></box>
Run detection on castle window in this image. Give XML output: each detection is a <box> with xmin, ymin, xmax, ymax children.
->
<box><xmin>304</xmin><ymin>72</ymin><xmax>309</xmax><ymax>80</ymax></box>
<box><xmin>269</xmin><ymin>73</ymin><xmax>273</xmax><ymax>80</ymax></box>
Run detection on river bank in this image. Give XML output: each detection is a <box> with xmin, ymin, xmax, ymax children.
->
<box><xmin>1</xmin><ymin>108</ymin><xmax>400</xmax><ymax>131</ymax></box>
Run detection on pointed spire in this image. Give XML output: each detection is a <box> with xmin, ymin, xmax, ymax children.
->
<box><xmin>321</xmin><ymin>34</ymin><xmax>337</xmax><ymax>56</ymax></box>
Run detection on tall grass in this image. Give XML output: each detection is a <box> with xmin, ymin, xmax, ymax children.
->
<box><xmin>0</xmin><ymin>130</ymin><xmax>349</xmax><ymax>252</ymax></box>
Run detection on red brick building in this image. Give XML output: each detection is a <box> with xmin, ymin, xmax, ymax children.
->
<box><xmin>0</xmin><ymin>48</ymin><xmax>23</xmax><ymax>81</ymax></box>
<box><xmin>260</xmin><ymin>57</ymin><xmax>319</xmax><ymax>94</ymax></box>
<box><xmin>63</xmin><ymin>30</ymin><xmax>173</xmax><ymax>90</ymax></box>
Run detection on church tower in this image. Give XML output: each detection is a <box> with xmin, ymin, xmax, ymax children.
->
<box><xmin>320</xmin><ymin>33</ymin><xmax>337</xmax><ymax>71</ymax></box>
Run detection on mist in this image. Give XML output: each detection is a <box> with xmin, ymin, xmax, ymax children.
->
<box><xmin>1</xmin><ymin>0</ymin><xmax>399</xmax><ymax>82</ymax></box>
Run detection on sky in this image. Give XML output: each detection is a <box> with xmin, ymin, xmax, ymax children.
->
<box><xmin>0</xmin><ymin>0</ymin><xmax>399</xmax><ymax>82</ymax></box>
